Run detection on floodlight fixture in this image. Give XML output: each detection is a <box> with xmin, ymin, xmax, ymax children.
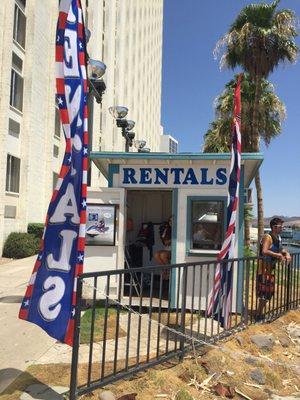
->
<box><xmin>126</xmin><ymin>120</ymin><xmax>135</xmax><ymax>131</ymax></box>
<box><xmin>109</xmin><ymin>106</ymin><xmax>128</xmax><ymax>119</ymax></box>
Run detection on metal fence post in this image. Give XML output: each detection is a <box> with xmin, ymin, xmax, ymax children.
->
<box><xmin>179</xmin><ymin>266</ymin><xmax>188</xmax><ymax>360</ymax></box>
<box><xmin>285</xmin><ymin>262</ymin><xmax>291</xmax><ymax>312</ymax></box>
<box><xmin>69</xmin><ymin>277</ymin><xmax>83</xmax><ymax>400</ymax></box>
<box><xmin>243</xmin><ymin>259</ymin><xmax>250</xmax><ymax>326</ymax></box>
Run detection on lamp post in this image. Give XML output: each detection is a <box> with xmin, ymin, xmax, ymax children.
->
<box><xmin>88</xmin><ymin>59</ymin><xmax>106</xmax><ymax>104</ymax></box>
<box><xmin>109</xmin><ymin>106</ymin><xmax>136</xmax><ymax>152</ymax></box>
<box><xmin>84</xmin><ymin>27</ymin><xmax>107</xmax><ymax>186</ymax></box>
<box><xmin>134</xmin><ymin>140</ymin><xmax>151</xmax><ymax>153</ymax></box>
<box><xmin>84</xmin><ymin>27</ymin><xmax>107</xmax><ymax>104</ymax></box>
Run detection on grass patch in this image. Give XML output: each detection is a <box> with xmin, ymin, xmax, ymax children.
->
<box><xmin>175</xmin><ymin>389</ymin><xmax>194</xmax><ymax>400</ymax></box>
<box><xmin>80</xmin><ymin>301</ymin><xmax>126</xmax><ymax>344</ymax></box>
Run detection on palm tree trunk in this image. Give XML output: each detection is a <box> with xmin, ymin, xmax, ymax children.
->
<box><xmin>255</xmin><ymin>171</ymin><xmax>264</xmax><ymax>242</ymax></box>
<box><xmin>252</xmin><ymin>74</ymin><xmax>264</xmax><ymax>243</ymax></box>
<box><xmin>244</xmin><ymin>217</ymin><xmax>251</xmax><ymax>248</ymax></box>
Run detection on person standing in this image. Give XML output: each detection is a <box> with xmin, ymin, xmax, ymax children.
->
<box><xmin>154</xmin><ymin>216</ymin><xmax>172</xmax><ymax>279</ymax></box>
<box><xmin>256</xmin><ymin>217</ymin><xmax>291</xmax><ymax>321</ymax></box>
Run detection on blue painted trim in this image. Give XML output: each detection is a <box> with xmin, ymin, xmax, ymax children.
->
<box><xmin>186</xmin><ymin>196</ymin><xmax>227</xmax><ymax>256</ymax></box>
<box><xmin>170</xmin><ymin>189</ymin><xmax>178</xmax><ymax>308</ymax></box>
<box><xmin>237</xmin><ymin>166</ymin><xmax>245</xmax><ymax>313</ymax></box>
<box><xmin>108</xmin><ymin>164</ymin><xmax>119</xmax><ymax>188</ymax></box>
<box><xmin>90</xmin><ymin>151</ymin><xmax>264</xmax><ymax>161</ymax></box>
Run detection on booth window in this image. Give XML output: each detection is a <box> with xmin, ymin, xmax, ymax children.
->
<box><xmin>189</xmin><ymin>199</ymin><xmax>225</xmax><ymax>252</ymax></box>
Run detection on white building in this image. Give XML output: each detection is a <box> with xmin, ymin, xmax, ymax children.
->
<box><xmin>0</xmin><ymin>0</ymin><xmax>163</xmax><ymax>253</ymax></box>
<box><xmin>160</xmin><ymin>134</ymin><xmax>178</xmax><ymax>153</ymax></box>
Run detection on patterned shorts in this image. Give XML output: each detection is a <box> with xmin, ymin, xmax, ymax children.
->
<box><xmin>256</xmin><ymin>273</ymin><xmax>275</xmax><ymax>300</ymax></box>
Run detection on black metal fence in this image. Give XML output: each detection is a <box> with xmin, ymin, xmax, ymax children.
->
<box><xmin>69</xmin><ymin>253</ymin><xmax>300</xmax><ymax>399</ymax></box>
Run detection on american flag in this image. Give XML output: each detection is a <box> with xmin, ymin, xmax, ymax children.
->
<box><xmin>207</xmin><ymin>74</ymin><xmax>242</xmax><ymax>329</ymax></box>
<box><xmin>19</xmin><ymin>0</ymin><xmax>88</xmax><ymax>346</ymax></box>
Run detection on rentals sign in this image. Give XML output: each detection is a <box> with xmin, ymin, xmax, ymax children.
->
<box><xmin>118</xmin><ymin>165</ymin><xmax>228</xmax><ymax>188</ymax></box>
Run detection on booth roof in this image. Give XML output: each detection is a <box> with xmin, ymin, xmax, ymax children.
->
<box><xmin>90</xmin><ymin>151</ymin><xmax>263</xmax><ymax>188</ymax></box>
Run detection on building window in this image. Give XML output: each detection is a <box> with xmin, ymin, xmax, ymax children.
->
<box><xmin>13</xmin><ymin>3</ymin><xmax>26</xmax><ymax>49</ymax></box>
<box><xmin>10</xmin><ymin>52</ymin><xmax>24</xmax><ymax>112</ymax></box>
<box><xmin>17</xmin><ymin>0</ymin><xmax>26</xmax><ymax>7</ymax></box>
<box><xmin>8</xmin><ymin>118</ymin><xmax>20</xmax><ymax>137</ymax></box>
<box><xmin>53</xmin><ymin>172</ymin><xmax>59</xmax><ymax>191</ymax></box>
<box><xmin>189</xmin><ymin>199</ymin><xmax>225</xmax><ymax>252</ymax></box>
<box><xmin>53</xmin><ymin>145</ymin><xmax>59</xmax><ymax>158</ymax></box>
<box><xmin>4</xmin><ymin>205</ymin><xmax>17</xmax><ymax>219</ymax></box>
<box><xmin>6</xmin><ymin>154</ymin><xmax>21</xmax><ymax>193</ymax></box>
<box><xmin>12</xmin><ymin>52</ymin><xmax>23</xmax><ymax>72</ymax></box>
<box><xmin>169</xmin><ymin>139</ymin><xmax>178</xmax><ymax>154</ymax></box>
<box><xmin>54</xmin><ymin>107</ymin><xmax>61</xmax><ymax>138</ymax></box>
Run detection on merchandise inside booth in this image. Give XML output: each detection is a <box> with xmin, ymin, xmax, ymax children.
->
<box><xmin>125</xmin><ymin>189</ymin><xmax>172</xmax><ymax>299</ymax></box>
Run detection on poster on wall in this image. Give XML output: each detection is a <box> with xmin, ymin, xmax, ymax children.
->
<box><xmin>85</xmin><ymin>204</ymin><xmax>116</xmax><ymax>246</ymax></box>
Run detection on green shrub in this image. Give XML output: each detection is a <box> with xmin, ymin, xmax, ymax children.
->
<box><xmin>27</xmin><ymin>223</ymin><xmax>44</xmax><ymax>239</ymax></box>
<box><xmin>3</xmin><ymin>232</ymin><xmax>40</xmax><ymax>259</ymax></box>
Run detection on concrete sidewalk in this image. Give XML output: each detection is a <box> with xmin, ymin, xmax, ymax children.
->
<box><xmin>0</xmin><ymin>256</ymin><xmax>56</xmax><ymax>393</ymax></box>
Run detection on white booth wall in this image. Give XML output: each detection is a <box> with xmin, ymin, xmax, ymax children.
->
<box><xmin>83</xmin><ymin>187</ymin><xmax>125</xmax><ymax>298</ymax></box>
<box><xmin>174</xmin><ymin>187</ymin><xmax>240</xmax><ymax>311</ymax></box>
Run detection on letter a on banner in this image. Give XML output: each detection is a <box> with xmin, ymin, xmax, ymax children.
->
<box><xmin>19</xmin><ymin>0</ymin><xmax>88</xmax><ymax>346</ymax></box>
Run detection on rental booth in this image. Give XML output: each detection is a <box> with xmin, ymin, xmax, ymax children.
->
<box><xmin>84</xmin><ymin>151</ymin><xmax>263</xmax><ymax>309</ymax></box>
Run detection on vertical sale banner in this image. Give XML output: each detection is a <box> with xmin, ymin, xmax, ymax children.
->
<box><xmin>19</xmin><ymin>0</ymin><xmax>88</xmax><ymax>346</ymax></box>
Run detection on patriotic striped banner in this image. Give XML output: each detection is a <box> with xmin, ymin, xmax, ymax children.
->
<box><xmin>207</xmin><ymin>74</ymin><xmax>242</xmax><ymax>329</ymax></box>
<box><xmin>19</xmin><ymin>0</ymin><xmax>88</xmax><ymax>346</ymax></box>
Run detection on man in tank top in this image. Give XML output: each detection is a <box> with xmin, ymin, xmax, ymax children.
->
<box><xmin>256</xmin><ymin>217</ymin><xmax>291</xmax><ymax>321</ymax></box>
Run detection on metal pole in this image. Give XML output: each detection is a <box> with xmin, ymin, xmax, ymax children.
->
<box><xmin>179</xmin><ymin>266</ymin><xmax>188</xmax><ymax>360</ymax></box>
<box><xmin>122</xmin><ymin>129</ymin><xmax>129</xmax><ymax>152</ymax></box>
<box><xmin>69</xmin><ymin>278</ymin><xmax>83</xmax><ymax>400</ymax></box>
<box><xmin>286</xmin><ymin>262</ymin><xmax>291</xmax><ymax>312</ymax></box>
<box><xmin>244</xmin><ymin>259</ymin><xmax>250</xmax><ymax>326</ymax></box>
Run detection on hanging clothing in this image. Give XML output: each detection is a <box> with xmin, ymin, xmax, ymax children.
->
<box><xmin>135</xmin><ymin>222</ymin><xmax>155</xmax><ymax>260</ymax></box>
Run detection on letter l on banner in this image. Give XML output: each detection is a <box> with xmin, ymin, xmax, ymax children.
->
<box><xmin>19</xmin><ymin>0</ymin><xmax>88</xmax><ymax>346</ymax></box>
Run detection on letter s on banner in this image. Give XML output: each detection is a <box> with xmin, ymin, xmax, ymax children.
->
<box><xmin>39</xmin><ymin>276</ymin><xmax>65</xmax><ymax>321</ymax></box>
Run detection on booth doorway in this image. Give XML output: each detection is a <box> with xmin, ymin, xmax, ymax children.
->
<box><xmin>125</xmin><ymin>189</ymin><xmax>173</xmax><ymax>302</ymax></box>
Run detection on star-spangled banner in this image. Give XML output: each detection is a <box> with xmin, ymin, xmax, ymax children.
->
<box><xmin>207</xmin><ymin>74</ymin><xmax>242</xmax><ymax>329</ymax></box>
<box><xmin>19</xmin><ymin>0</ymin><xmax>88</xmax><ymax>346</ymax></box>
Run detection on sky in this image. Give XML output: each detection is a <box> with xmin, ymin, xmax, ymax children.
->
<box><xmin>161</xmin><ymin>0</ymin><xmax>300</xmax><ymax>218</ymax></box>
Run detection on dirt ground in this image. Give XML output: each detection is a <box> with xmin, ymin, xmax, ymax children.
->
<box><xmin>1</xmin><ymin>310</ymin><xmax>300</xmax><ymax>400</ymax></box>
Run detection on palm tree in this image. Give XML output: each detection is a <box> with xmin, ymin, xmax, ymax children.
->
<box><xmin>214</xmin><ymin>0</ymin><xmax>298</xmax><ymax>240</ymax></box>
<box><xmin>204</xmin><ymin>74</ymin><xmax>286</xmax><ymax>153</ymax></box>
<box><xmin>244</xmin><ymin>203</ymin><xmax>254</xmax><ymax>248</ymax></box>
<box><xmin>203</xmin><ymin>74</ymin><xmax>286</xmax><ymax>248</ymax></box>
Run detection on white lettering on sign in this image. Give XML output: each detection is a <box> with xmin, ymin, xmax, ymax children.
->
<box><xmin>65</xmin><ymin>85</ymin><xmax>83</xmax><ymax>128</ymax></box>
<box><xmin>64</xmin><ymin>29</ymin><xmax>79</xmax><ymax>77</ymax></box>
<box><xmin>39</xmin><ymin>276</ymin><xmax>65</xmax><ymax>321</ymax></box>
<box><xmin>47</xmin><ymin>230</ymin><xmax>77</xmax><ymax>272</ymax></box>
<box><xmin>50</xmin><ymin>183</ymin><xmax>80</xmax><ymax>224</ymax></box>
